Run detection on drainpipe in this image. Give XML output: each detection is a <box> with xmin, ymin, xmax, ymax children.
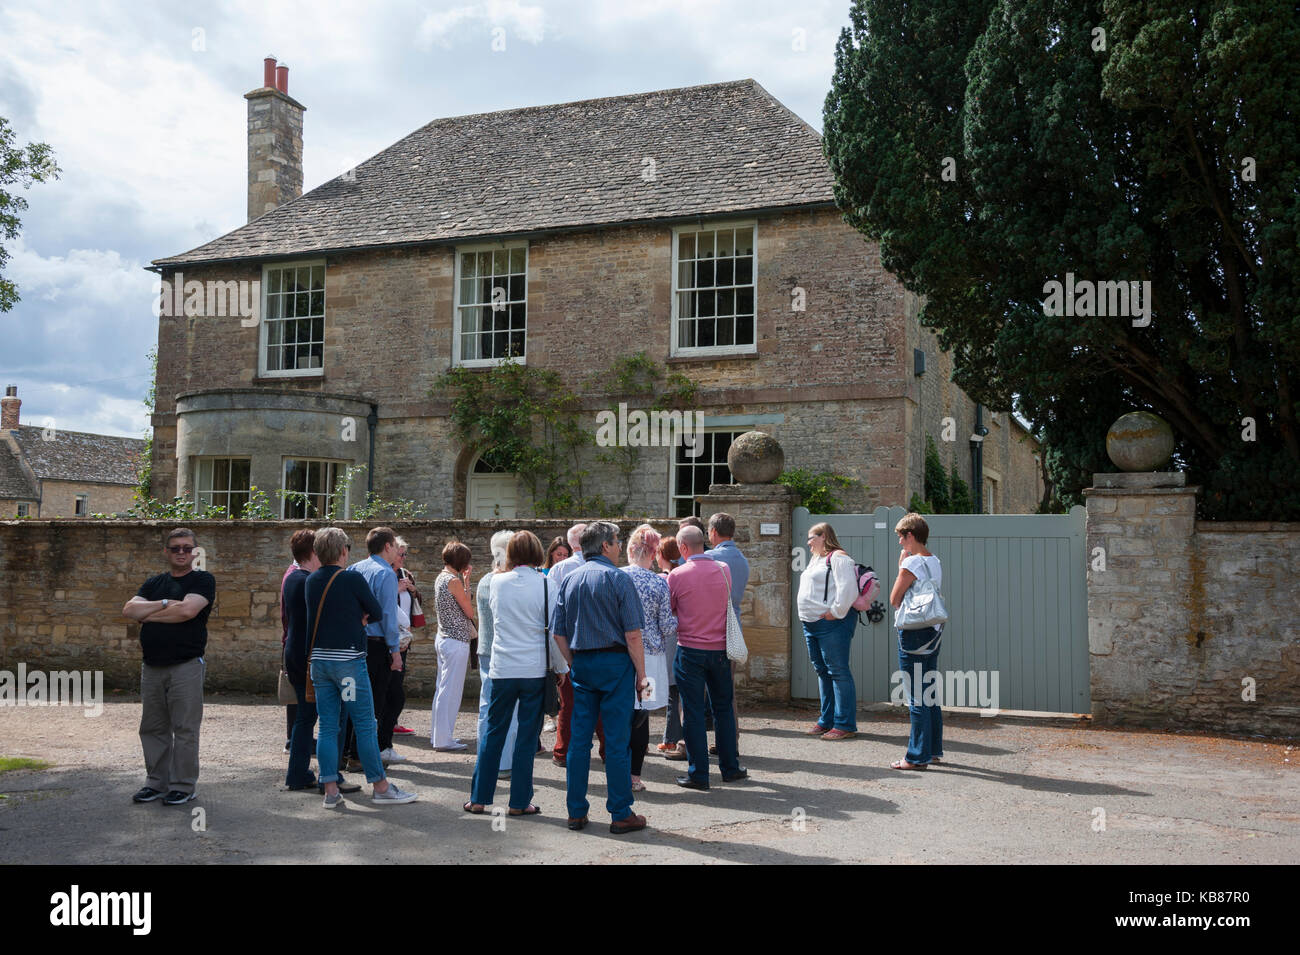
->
<box><xmin>971</xmin><ymin>404</ymin><xmax>989</xmax><ymax>512</ymax></box>
<box><xmin>366</xmin><ymin>404</ymin><xmax>378</xmax><ymax>499</ymax></box>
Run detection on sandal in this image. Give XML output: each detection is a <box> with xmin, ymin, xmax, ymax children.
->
<box><xmin>630</xmin><ymin>778</ymin><xmax>646</xmax><ymax>792</ymax></box>
<box><xmin>508</xmin><ymin>805</ymin><xmax>542</xmax><ymax>816</ymax></box>
<box><xmin>804</xmin><ymin>723</ymin><xmax>831</xmax><ymax>736</ymax></box>
<box><xmin>463</xmin><ymin>801</ymin><xmax>486</xmax><ymax>813</ymax></box>
<box><xmin>821</xmin><ymin>729</ymin><xmax>856</xmax><ymax>741</ymax></box>
<box><xmin>889</xmin><ymin>758</ymin><xmax>928</xmax><ymax>771</ymax></box>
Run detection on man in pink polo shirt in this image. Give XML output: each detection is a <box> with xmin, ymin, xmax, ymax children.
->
<box><xmin>667</xmin><ymin>526</ymin><xmax>747</xmax><ymax>790</ymax></box>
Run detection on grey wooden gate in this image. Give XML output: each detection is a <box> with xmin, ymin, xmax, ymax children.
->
<box><xmin>790</xmin><ymin>505</ymin><xmax>1090</xmax><ymax>714</ymax></box>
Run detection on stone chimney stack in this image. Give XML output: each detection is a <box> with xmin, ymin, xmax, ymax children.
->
<box><xmin>245</xmin><ymin>55</ymin><xmax>305</xmax><ymax>222</ymax></box>
<box><xmin>1</xmin><ymin>385</ymin><xmax>20</xmax><ymax>431</ymax></box>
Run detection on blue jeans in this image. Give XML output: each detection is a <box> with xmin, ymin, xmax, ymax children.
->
<box><xmin>803</xmin><ymin>614</ymin><xmax>858</xmax><ymax>731</ymax></box>
<box><xmin>674</xmin><ymin>646</ymin><xmax>740</xmax><ymax>783</ymax></box>
<box><xmin>311</xmin><ymin>657</ymin><xmax>386</xmax><ymax>785</ymax></box>
<box><xmin>567</xmin><ymin>650</ymin><xmax>635</xmax><ymax>821</ymax></box>
<box><xmin>898</xmin><ymin>628</ymin><xmax>944</xmax><ymax>764</ymax></box>
<box><xmin>470</xmin><ymin>676</ymin><xmax>546</xmax><ymax>810</ymax></box>
<box><xmin>477</xmin><ymin>659</ymin><xmax>519</xmax><ymax>762</ymax></box>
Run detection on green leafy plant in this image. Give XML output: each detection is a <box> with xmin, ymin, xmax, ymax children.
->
<box><xmin>948</xmin><ymin>464</ymin><xmax>974</xmax><ymax>514</ymax></box>
<box><xmin>908</xmin><ymin>492</ymin><xmax>932</xmax><ymax>515</ymax></box>
<box><xmin>777</xmin><ymin>468</ymin><xmax>864</xmax><ymax>513</ymax></box>
<box><xmin>923</xmin><ymin>434</ymin><xmax>949</xmax><ymax>513</ymax></box>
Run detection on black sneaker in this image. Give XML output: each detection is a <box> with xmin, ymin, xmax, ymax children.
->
<box><xmin>132</xmin><ymin>786</ymin><xmax>164</xmax><ymax>803</ymax></box>
<box><xmin>163</xmin><ymin>790</ymin><xmax>197</xmax><ymax>805</ymax></box>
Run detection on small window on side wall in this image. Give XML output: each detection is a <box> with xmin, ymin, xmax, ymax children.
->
<box><xmin>16</xmin><ymin>502</ymin><xmax>30</xmax><ymax>517</ymax></box>
<box><xmin>74</xmin><ymin>494</ymin><xmax>88</xmax><ymax>516</ymax></box>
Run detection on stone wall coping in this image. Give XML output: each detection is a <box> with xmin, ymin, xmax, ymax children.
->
<box><xmin>1083</xmin><ymin>486</ymin><xmax>1201</xmax><ymax>497</ymax></box>
<box><xmin>1194</xmin><ymin>521</ymin><xmax>1300</xmax><ymax>533</ymax></box>
<box><xmin>0</xmin><ymin>517</ymin><xmax>680</xmax><ymax>529</ymax></box>
<box><xmin>1090</xmin><ymin>471</ymin><xmax>1186</xmax><ymax>489</ymax></box>
<box><xmin>177</xmin><ymin>388</ymin><xmax>375</xmax><ymax>413</ymax></box>
<box><xmin>703</xmin><ymin>484</ymin><xmax>798</xmax><ymax>500</ymax></box>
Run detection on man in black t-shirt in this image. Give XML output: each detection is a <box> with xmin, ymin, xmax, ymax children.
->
<box><xmin>121</xmin><ymin>527</ymin><xmax>216</xmax><ymax>806</ymax></box>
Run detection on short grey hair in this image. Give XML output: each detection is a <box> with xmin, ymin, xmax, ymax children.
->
<box><xmin>490</xmin><ymin>529</ymin><xmax>514</xmax><ymax>571</ymax></box>
<box><xmin>566</xmin><ymin>522</ymin><xmax>587</xmax><ymax>550</ymax></box>
<box><xmin>677</xmin><ymin>524</ymin><xmax>705</xmax><ymax>555</ymax></box>
<box><xmin>580</xmin><ymin>521</ymin><xmax>618</xmax><ymax>559</ymax></box>
<box><xmin>314</xmin><ymin>527</ymin><xmax>351</xmax><ymax>564</ymax></box>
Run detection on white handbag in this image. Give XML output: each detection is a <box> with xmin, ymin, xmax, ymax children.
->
<box><xmin>725</xmin><ymin>599</ymin><xmax>748</xmax><ymax>665</ymax></box>
<box><xmin>894</xmin><ymin>558</ymin><xmax>948</xmax><ymax>631</ymax></box>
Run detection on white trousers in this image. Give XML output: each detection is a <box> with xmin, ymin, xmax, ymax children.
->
<box><xmin>431</xmin><ymin>634</ymin><xmax>471</xmax><ymax>748</ymax></box>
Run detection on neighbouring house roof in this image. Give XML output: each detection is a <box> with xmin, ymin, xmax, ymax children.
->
<box><xmin>153</xmin><ymin>79</ymin><xmax>836</xmax><ymax>269</ymax></box>
<box><xmin>0</xmin><ymin>442</ymin><xmax>37</xmax><ymax>499</ymax></box>
<box><xmin>10</xmin><ymin>426</ymin><xmax>145</xmax><ymax>486</ymax></box>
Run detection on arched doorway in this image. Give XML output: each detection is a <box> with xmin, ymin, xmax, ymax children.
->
<box><xmin>466</xmin><ymin>448</ymin><xmax>519</xmax><ymax>519</ymax></box>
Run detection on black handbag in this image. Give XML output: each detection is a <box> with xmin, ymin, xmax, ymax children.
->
<box><xmin>542</xmin><ymin>574</ymin><xmax>560</xmax><ymax>717</ymax></box>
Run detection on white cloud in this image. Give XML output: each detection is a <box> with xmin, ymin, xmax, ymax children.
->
<box><xmin>416</xmin><ymin>1</ymin><xmax>548</xmax><ymax>50</ymax></box>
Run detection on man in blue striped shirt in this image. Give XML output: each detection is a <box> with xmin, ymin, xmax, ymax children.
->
<box><xmin>344</xmin><ymin>527</ymin><xmax>404</xmax><ymax>767</ymax></box>
<box><xmin>550</xmin><ymin>521</ymin><xmax>649</xmax><ymax>834</ymax></box>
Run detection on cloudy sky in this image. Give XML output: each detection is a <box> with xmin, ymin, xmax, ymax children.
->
<box><xmin>0</xmin><ymin>0</ymin><xmax>848</xmax><ymax>438</ymax></box>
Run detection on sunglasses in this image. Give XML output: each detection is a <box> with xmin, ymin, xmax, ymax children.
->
<box><xmin>167</xmin><ymin>545</ymin><xmax>196</xmax><ymax>554</ymax></box>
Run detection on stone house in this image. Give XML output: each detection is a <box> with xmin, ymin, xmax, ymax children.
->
<box><xmin>0</xmin><ymin>386</ymin><xmax>145</xmax><ymax>517</ymax></box>
<box><xmin>148</xmin><ymin>60</ymin><xmax>1041</xmax><ymax>519</ymax></box>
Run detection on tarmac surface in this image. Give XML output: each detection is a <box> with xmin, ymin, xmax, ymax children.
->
<box><xmin>1</xmin><ymin>693</ymin><xmax>1295</xmax><ymax>864</ymax></box>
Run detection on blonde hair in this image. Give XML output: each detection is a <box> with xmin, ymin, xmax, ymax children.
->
<box><xmin>314</xmin><ymin>527</ymin><xmax>351</xmax><ymax>564</ymax></box>
<box><xmin>809</xmin><ymin>522</ymin><xmax>844</xmax><ymax>554</ymax></box>
<box><xmin>628</xmin><ymin>524</ymin><xmax>662</xmax><ymax>562</ymax></box>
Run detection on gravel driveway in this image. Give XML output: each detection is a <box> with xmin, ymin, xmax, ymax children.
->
<box><xmin>1</xmin><ymin>694</ymin><xmax>1295</xmax><ymax>864</ymax></box>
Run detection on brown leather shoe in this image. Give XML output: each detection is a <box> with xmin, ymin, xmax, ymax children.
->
<box><xmin>609</xmin><ymin>813</ymin><xmax>647</xmax><ymax>835</ymax></box>
<box><xmin>552</xmin><ymin>754</ymin><xmax>566</xmax><ymax>767</ymax></box>
<box><xmin>567</xmin><ymin>816</ymin><xmax>588</xmax><ymax>830</ymax></box>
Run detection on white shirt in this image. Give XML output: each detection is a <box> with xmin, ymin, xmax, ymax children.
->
<box><xmin>488</xmin><ymin>566</ymin><xmax>562</xmax><ymax>680</ymax></box>
<box><xmin>547</xmin><ymin>551</ymin><xmax>584</xmax><ymax>591</ymax></box>
<box><xmin>901</xmin><ymin>554</ymin><xmax>942</xmax><ymax>591</ymax></box>
<box><xmin>796</xmin><ymin>550</ymin><xmax>858</xmax><ymax>623</ymax></box>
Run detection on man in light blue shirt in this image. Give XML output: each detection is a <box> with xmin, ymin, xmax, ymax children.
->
<box><xmin>704</xmin><ymin>512</ymin><xmax>749</xmax><ymax>754</ymax></box>
<box><xmin>704</xmin><ymin>512</ymin><xmax>749</xmax><ymax>623</ymax></box>
<box><xmin>343</xmin><ymin>527</ymin><xmax>404</xmax><ymax>766</ymax></box>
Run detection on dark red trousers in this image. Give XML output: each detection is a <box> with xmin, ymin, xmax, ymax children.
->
<box><xmin>553</xmin><ymin>672</ymin><xmax>604</xmax><ymax>758</ymax></box>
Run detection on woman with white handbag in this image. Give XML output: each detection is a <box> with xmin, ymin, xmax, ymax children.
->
<box><xmin>888</xmin><ymin>513</ymin><xmax>947</xmax><ymax>770</ymax></box>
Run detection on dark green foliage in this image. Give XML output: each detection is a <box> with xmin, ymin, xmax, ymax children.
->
<box><xmin>825</xmin><ymin>0</ymin><xmax>1300</xmax><ymax>519</ymax></box>
<box><xmin>908</xmin><ymin>492</ymin><xmax>933</xmax><ymax>514</ymax></box>
<box><xmin>777</xmin><ymin>468</ymin><xmax>865</xmax><ymax>513</ymax></box>
<box><xmin>923</xmin><ymin>435</ymin><xmax>950</xmax><ymax>513</ymax></box>
<box><xmin>948</xmin><ymin>464</ymin><xmax>974</xmax><ymax>514</ymax></box>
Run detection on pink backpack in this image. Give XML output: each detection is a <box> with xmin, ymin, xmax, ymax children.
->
<box><xmin>822</xmin><ymin>554</ymin><xmax>881</xmax><ymax>612</ymax></box>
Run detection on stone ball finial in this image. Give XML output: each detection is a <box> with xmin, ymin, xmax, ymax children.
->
<box><xmin>727</xmin><ymin>431</ymin><xmax>784</xmax><ymax>484</ymax></box>
<box><xmin>1106</xmin><ymin>411</ymin><xmax>1175</xmax><ymax>472</ymax></box>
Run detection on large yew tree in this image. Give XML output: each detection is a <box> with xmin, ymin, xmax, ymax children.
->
<box><xmin>824</xmin><ymin>0</ymin><xmax>1299</xmax><ymax>519</ymax></box>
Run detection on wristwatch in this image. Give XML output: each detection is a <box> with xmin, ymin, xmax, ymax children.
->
<box><xmin>161</xmin><ymin>599</ymin><xmax>169</xmax><ymax>609</ymax></box>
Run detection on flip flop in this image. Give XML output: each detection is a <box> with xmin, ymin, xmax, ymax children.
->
<box><xmin>508</xmin><ymin>805</ymin><xmax>542</xmax><ymax>815</ymax></box>
<box><xmin>889</xmin><ymin>758</ymin><xmax>928</xmax><ymax>771</ymax></box>
<box><xmin>463</xmin><ymin>801</ymin><xmax>486</xmax><ymax>813</ymax></box>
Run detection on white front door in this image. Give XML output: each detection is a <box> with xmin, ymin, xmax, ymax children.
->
<box><xmin>467</xmin><ymin>473</ymin><xmax>518</xmax><ymax>519</ymax></box>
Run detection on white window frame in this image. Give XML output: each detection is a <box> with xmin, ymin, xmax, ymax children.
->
<box><xmin>74</xmin><ymin>494</ymin><xmax>88</xmax><ymax>516</ymax></box>
<box><xmin>452</xmin><ymin>240</ymin><xmax>529</xmax><ymax>367</ymax></box>
<box><xmin>669</xmin><ymin>428</ymin><xmax>746</xmax><ymax>518</ymax></box>
<box><xmin>194</xmin><ymin>457</ymin><xmax>252</xmax><ymax>517</ymax></box>
<box><xmin>670</xmin><ymin>219</ymin><xmax>758</xmax><ymax>358</ymax></box>
<box><xmin>280</xmin><ymin>457</ymin><xmax>349</xmax><ymax>519</ymax></box>
<box><xmin>259</xmin><ymin>259</ymin><xmax>326</xmax><ymax>378</ymax></box>
<box><xmin>17</xmin><ymin>502</ymin><xmax>30</xmax><ymax>517</ymax></box>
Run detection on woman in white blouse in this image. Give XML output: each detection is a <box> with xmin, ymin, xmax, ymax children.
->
<box><xmin>465</xmin><ymin>531</ymin><xmax>563</xmax><ymax>816</ymax></box>
<box><xmin>888</xmin><ymin>512</ymin><xmax>943</xmax><ymax>770</ymax></box>
<box><xmin>796</xmin><ymin>522</ymin><xmax>860</xmax><ymax>740</ymax></box>
<box><xmin>476</xmin><ymin>530</ymin><xmax>519</xmax><ymax>775</ymax></box>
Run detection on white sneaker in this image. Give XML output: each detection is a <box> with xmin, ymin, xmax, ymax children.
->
<box><xmin>434</xmin><ymin>741</ymin><xmax>468</xmax><ymax>752</ymax></box>
<box><xmin>379</xmin><ymin>748</ymin><xmax>408</xmax><ymax>763</ymax></box>
<box><xmin>373</xmin><ymin>783</ymin><xmax>418</xmax><ymax>804</ymax></box>
<box><xmin>323</xmin><ymin>792</ymin><xmax>343</xmax><ymax>809</ymax></box>
<box><xmin>543</xmin><ymin>717</ymin><xmax>556</xmax><ymax>733</ymax></box>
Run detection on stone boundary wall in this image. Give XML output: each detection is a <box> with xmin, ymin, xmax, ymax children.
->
<box><xmin>0</xmin><ymin>516</ymin><xmax>790</xmax><ymax>705</ymax></box>
<box><xmin>1085</xmin><ymin>475</ymin><xmax>1300</xmax><ymax>736</ymax></box>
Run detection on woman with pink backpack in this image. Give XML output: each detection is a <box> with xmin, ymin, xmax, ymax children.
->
<box><xmin>796</xmin><ymin>522</ymin><xmax>874</xmax><ymax>741</ymax></box>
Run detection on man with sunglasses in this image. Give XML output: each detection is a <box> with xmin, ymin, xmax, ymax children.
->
<box><xmin>121</xmin><ymin>527</ymin><xmax>216</xmax><ymax>806</ymax></box>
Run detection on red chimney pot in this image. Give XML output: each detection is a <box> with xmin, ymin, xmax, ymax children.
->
<box><xmin>275</xmin><ymin>64</ymin><xmax>289</xmax><ymax>94</ymax></box>
<box><xmin>263</xmin><ymin>56</ymin><xmax>277</xmax><ymax>89</ymax></box>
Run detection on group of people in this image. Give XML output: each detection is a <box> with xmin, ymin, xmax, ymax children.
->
<box><xmin>122</xmin><ymin>509</ymin><xmax>945</xmax><ymax>826</ymax></box>
<box><xmin>796</xmin><ymin>512</ymin><xmax>944</xmax><ymax>769</ymax></box>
